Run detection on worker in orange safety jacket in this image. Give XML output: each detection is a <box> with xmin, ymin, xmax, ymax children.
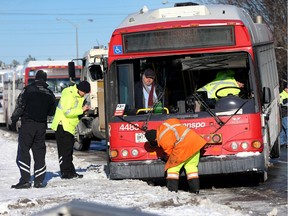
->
<box><xmin>145</xmin><ymin>118</ymin><xmax>207</xmax><ymax>193</ymax></box>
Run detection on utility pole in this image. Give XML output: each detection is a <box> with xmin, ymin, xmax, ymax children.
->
<box><xmin>56</xmin><ymin>18</ymin><xmax>93</xmax><ymax>60</ymax></box>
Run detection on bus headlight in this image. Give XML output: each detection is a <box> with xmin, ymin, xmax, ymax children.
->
<box><xmin>231</xmin><ymin>142</ymin><xmax>238</xmax><ymax>150</ymax></box>
<box><xmin>212</xmin><ymin>134</ymin><xmax>222</xmax><ymax>143</ymax></box>
<box><xmin>252</xmin><ymin>140</ymin><xmax>262</xmax><ymax>149</ymax></box>
<box><xmin>131</xmin><ymin>149</ymin><xmax>139</xmax><ymax>156</ymax></box>
<box><xmin>110</xmin><ymin>150</ymin><xmax>118</xmax><ymax>158</ymax></box>
<box><xmin>122</xmin><ymin>150</ymin><xmax>129</xmax><ymax>157</ymax></box>
<box><xmin>241</xmin><ymin>142</ymin><xmax>249</xmax><ymax>149</ymax></box>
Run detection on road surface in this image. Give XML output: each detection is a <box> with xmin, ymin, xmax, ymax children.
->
<box><xmin>70</xmin><ymin>140</ymin><xmax>288</xmax><ymax>216</ymax></box>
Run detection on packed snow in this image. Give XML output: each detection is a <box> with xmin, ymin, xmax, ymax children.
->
<box><xmin>0</xmin><ymin>129</ymin><xmax>283</xmax><ymax>215</ymax></box>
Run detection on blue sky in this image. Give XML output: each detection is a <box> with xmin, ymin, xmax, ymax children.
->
<box><xmin>0</xmin><ymin>0</ymin><xmax>209</xmax><ymax>65</ymax></box>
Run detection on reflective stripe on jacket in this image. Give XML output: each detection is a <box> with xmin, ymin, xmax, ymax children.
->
<box><xmin>156</xmin><ymin>118</ymin><xmax>207</xmax><ymax>171</ymax></box>
<box><xmin>197</xmin><ymin>78</ymin><xmax>239</xmax><ymax>98</ymax></box>
<box><xmin>51</xmin><ymin>85</ymin><xmax>84</xmax><ymax>135</ymax></box>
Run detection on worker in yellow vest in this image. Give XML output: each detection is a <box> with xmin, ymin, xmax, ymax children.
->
<box><xmin>197</xmin><ymin>70</ymin><xmax>244</xmax><ymax>99</ymax></box>
<box><xmin>145</xmin><ymin>118</ymin><xmax>207</xmax><ymax>193</ymax></box>
<box><xmin>51</xmin><ymin>81</ymin><xmax>91</xmax><ymax>179</ymax></box>
<box><xmin>280</xmin><ymin>85</ymin><xmax>288</xmax><ymax>147</ymax></box>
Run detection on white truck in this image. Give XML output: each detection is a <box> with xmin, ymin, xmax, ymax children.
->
<box><xmin>2</xmin><ymin>65</ymin><xmax>24</xmax><ymax>128</ymax></box>
<box><xmin>0</xmin><ymin>69</ymin><xmax>9</xmax><ymax>125</ymax></box>
<box><xmin>68</xmin><ymin>47</ymin><xmax>108</xmax><ymax>151</ymax></box>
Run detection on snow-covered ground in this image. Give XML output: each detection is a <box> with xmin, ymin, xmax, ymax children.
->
<box><xmin>0</xmin><ymin>129</ymin><xmax>285</xmax><ymax>216</ymax></box>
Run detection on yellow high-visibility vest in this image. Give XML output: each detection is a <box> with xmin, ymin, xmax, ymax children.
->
<box><xmin>51</xmin><ymin>85</ymin><xmax>85</xmax><ymax>135</ymax></box>
<box><xmin>197</xmin><ymin>70</ymin><xmax>240</xmax><ymax>98</ymax></box>
<box><xmin>280</xmin><ymin>90</ymin><xmax>288</xmax><ymax>105</ymax></box>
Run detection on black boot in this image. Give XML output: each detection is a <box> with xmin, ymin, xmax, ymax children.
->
<box><xmin>167</xmin><ymin>179</ymin><xmax>179</xmax><ymax>192</ymax></box>
<box><xmin>188</xmin><ymin>178</ymin><xmax>200</xmax><ymax>194</ymax></box>
<box><xmin>11</xmin><ymin>182</ymin><xmax>31</xmax><ymax>189</ymax></box>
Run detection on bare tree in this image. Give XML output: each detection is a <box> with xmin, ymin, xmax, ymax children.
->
<box><xmin>24</xmin><ymin>55</ymin><xmax>37</xmax><ymax>64</ymax></box>
<box><xmin>216</xmin><ymin>0</ymin><xmax>287</xmax><ymax>86</ymax></box>
<box><xmin>0</xmin><ymin>60</ymin><xmax>4</xmax><ymax>69</ymax></box>
<box><xmin>11</xmin><ymin>60</ymin><xmax>20</xmax><ymax>68</ymax></box>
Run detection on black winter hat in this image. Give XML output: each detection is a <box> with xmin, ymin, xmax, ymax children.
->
<box><xmin>77</xmin><ymin>81</ymin><xmax>91</xmax><ymax>93</ymax></box>
<box><xmin>145</xmin><ymin>130</ymin><xmax>157</xmax><ymax>147</ymax></box>
<box><xmin>35</xmin><ymin>70</ymin><xmax>47</xmax><ymax>81</ymax></box>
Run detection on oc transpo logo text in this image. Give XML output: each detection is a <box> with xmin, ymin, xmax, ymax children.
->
<box><xmin>183</xmin><ymin>122</ymin><xmax>206</xmax><ymax>129</ymax></box>
<box><xmin>118</xmin><ymin>122</ymin><xmax>205</xmax><ymax>131</ymax></box>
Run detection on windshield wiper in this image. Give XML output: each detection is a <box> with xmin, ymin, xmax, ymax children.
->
<box><xmin>193</xmin><ymin>93</ymin><xmax>224</xmax><ymax>126</ymax></box>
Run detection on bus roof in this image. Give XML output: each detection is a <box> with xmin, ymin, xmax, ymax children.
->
<box><xmin>15</xmin><ymin>65</ymin><xmax>24</xmax><ymax>72</ymax></box>
<box><xmin>25</xmin><ymin>60</ymin><xmax>72</xmax><ymax>67</ymax></box>
<box><xmin>117</xmin><ymin>4</ymin><xmax>272</xmax><ymax>44</ymax></box>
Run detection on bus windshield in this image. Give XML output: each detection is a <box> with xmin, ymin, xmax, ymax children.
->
<box><xmin>108</xmin><ymin>52</ymin><xmax>257</xmax><ymax>117</ymax></box>
<box><xmin>28</xmin><ymin>78</ymin><xmax>80</xmax><ymax>93</ymax></box>
<box><xmin>27</xmin><ymin>68</ymin><xmax>81</xmax><ymax>93</ymax></box>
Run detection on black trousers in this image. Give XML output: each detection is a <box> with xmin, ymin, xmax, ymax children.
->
<box><xmin>55</xmin><ymin>125</ymin><xmax>76</xmax><ymax>176</ymax></box>
<box><xmin>17</xmin><ymin>121</ymin><xmax>47</xmax><ymax>184</ymax></box>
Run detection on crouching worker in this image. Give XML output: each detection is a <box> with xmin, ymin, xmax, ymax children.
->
<box><xmin>145</xmin><ymin>118</ymin><xmax>207</xmax><ymax>194</ymax></box>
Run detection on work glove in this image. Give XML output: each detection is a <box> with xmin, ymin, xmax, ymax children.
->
<box><xmin>149</xmin><ymin>141</ymin><xmax>158</xmax><ymax>148</ymax></box>
<box><xmin>160</xmin><ymin>155</ymin><xmax>168</xmax><ymax>162</ymax></box>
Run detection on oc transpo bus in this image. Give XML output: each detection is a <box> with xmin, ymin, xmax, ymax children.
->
<box><xmin>105</xmin><ymin>3</ymin><xmax>281</xmax><ymax>182</ymax></box>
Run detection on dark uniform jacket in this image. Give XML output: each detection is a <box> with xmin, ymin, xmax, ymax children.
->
<box><xmin>134</xmin><ymin>81</ymin><xmax>164</xmax><ymax>109</ymax></box>
<box><xmin>11</xmin><ymin>81</ymin><xmax>56</xmax><ymax>123</ymax></box>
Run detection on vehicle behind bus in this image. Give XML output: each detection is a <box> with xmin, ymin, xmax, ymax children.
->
<box><xmin>23</xmin><ymin>60</ymin><xmax>81</xmax><ymax>133</ymax></box>
<box><xmin>68</xmin><ymin>47</ymin><xmax>108</xmax><ymax>151</ymax></box>
<box><xmin>2</xmin><ymin>66</ymin><xmax>24</xmax><ymax>129</ymax></box>
<box><xmin>105</xmin><ymin>3</ymin><xmax>281</xmax><ymax>182</ymax></box>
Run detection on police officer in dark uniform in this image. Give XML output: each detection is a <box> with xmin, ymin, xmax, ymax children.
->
<box><xmin>11</xmin><ymin>70</ymin><xmax>56</xmax><ymax>189</ymax></box>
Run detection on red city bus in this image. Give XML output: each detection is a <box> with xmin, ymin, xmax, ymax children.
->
<box><xmin>105</xmin><ymin>3</ymin><xmax>281</xmax><ymax>182</ymax></box>
<box><xmin>23</xmin><ymin>60</ymin><xmax>81</xmax><ymax>132</ymax></box>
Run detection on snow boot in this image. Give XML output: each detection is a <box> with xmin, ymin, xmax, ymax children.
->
<box><xmin>34</xmin><ymin>182</ymin><xmax>46</xmax><ymax>188</ymax></box>
<box><xmin>167</xmin><ymin>179</ymin><xmax>179</xmax><ymax>192</ymax></box>
<box><xmin>188</xmin><ymin>178</ymin><xmax>200</xmax><ymax>194</ymax></box>
<box><xmin>11</xmin><ymin>182</ymin><xmax>31</xmax><ymax>189</ymax></box>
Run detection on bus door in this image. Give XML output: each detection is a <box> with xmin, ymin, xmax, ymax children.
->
<box><xmin>117</xmin><ymin>64</ymin><xmax>134</xmax><ymax>108</ymax></box>
<box><xmin>255</xmin><ymin>44</ymin><xmax>281</xmax><ymax>149</ymax></box>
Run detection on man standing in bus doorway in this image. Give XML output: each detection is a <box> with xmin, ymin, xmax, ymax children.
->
<box><xmin>280</xmin><ymin>84</ymin><xmax>288</xmax><ymax>148</ymax></box>
<box><xmin>11</xmin><ymin>70</ymin><xmax>56</xmax><ymax>189</ymax></box>
<box><xmin>145</xmin><ymin>118</ymin><xmax>207</xmax><ymax>194</ymax></box>
<box><xmin>197</xmin><ymin>70</ymin><xmax>244</xmax><ymax>99</ymax></box>
<box><xmin>134</xmin><ymin>68</ymin><xmax>163</xmax><ymax>110</ymax></box>
<box><xmin>51</xmin><ymin>81</ymin><xmax>90</xmax><ymax>179</ymax></box>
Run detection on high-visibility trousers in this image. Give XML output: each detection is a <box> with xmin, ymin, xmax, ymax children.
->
<box><xmin>166</xmin><ymin>151</ymin><xmax>200</xmax><ymax>180</ymax></box>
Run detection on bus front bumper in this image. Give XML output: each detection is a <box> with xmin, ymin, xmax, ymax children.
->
<box><xmin>108</xmin><ymin>152</ymin><xmax>266</xmax><ymax>180</ymax></box>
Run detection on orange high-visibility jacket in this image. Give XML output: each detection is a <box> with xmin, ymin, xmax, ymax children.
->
<box><xmin>156</xmin><ymin>118</ymin><xmax>207</xmax><ymax>171</ymax></box>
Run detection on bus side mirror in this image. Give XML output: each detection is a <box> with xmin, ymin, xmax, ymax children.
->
<box><xmin>89</xmin><ymin>64</ymin><xmax>103</xmax><ymax>80</ymax></box>
<box><xmin>102</xmin><ymin>57</ymin><xmax>108</xmax><ymax>73</ymax></box>
<box><xmin>68</xmin><ymin>61</ymin><xmax>76</xmax><ymax>80</ymax></box>
<box><xmin>262</xmin><ymin>87</ymin><xmax>271</xmax><ymax>104</ymax></box>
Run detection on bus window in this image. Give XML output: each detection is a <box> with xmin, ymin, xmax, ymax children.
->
<box><xmin>117</xmin><ymin>64</ymin><xmax>134</xmax><ymax>108</ymax></box>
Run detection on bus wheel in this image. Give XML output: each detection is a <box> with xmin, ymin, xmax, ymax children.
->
<box><xmin>248</xmin><ymin>171</ymin><xmax>267</xmax><ymax>185</ymax></box>
<box><xmin>74</xmin><ymin>136</ymin><xmax>91</xmax><ymax>151</ymax></box>
<box><xmin>270</xmin><ymin>138</ymin><xmax>280</xmax><ymax>159</ymax></box>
